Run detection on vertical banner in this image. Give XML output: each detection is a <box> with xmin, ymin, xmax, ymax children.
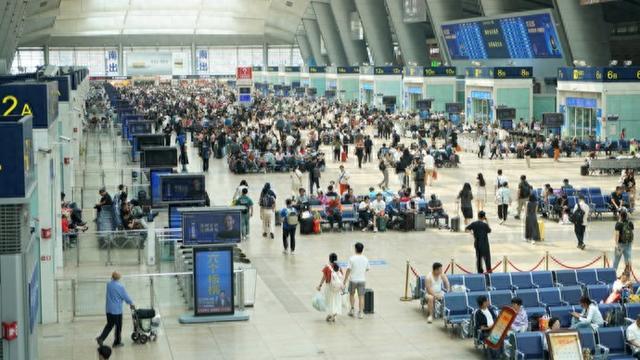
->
<box><xmin>194</xmin><ymin>247</ymin><xmax>234</xmax><ymax>316</ymax></box>
<box><xmin>197</xmin><ymin>49</ymin><xmax>209</xmax><ymax>74</ymax></box>
<box><xmin>106</xmin><ymin>50</ymin><xmax>119</xmax><ymax>76</ymax></box>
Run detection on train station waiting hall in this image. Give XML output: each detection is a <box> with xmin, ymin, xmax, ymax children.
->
<box><xmin>2</xmin><ymin>1</ymin><xmax>640</xmax><ymax>359</ymax></box>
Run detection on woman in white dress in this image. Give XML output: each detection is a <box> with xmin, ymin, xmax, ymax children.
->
<box><xmin>317</xmin><ymin>253</ymin><xmax>344</xmax><ymax>322</ymax></box>
<box><xmin>476</xmin><ymin>173</ymin><xmax>487</xmax><ymax>212</ymax></box>
<box><xmin>290</xmin><ymin>166</ymin><xmax>303</xmax><ymax>199</ymax></box>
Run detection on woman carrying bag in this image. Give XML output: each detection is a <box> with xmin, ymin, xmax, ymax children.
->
<box><xmin>317</xmin><ymin>253</ymin><xmax>344</xmax><ymax>323</ymax></box>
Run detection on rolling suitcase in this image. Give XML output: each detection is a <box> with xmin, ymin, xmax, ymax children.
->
<box><xmin>341</xmin><ymin>151</ymin><xmax>347</xmax><ymax>162</ymax></box>
<box><xmin>414</xmin><ymin>213</ymin><xmax>426</xmax><ymax>231</ymax></box>
<box><xmin>275</xmin><ymin>212</ymin><xmax>282</xmax><ymax>226</ymax></box>
<box><xmin>538</xmin><ymin>219</ymin><xmax>545</xmax><ymax>241</ymax></box>
<box><xmin>300</xmin><ymin>218</ymin><xmax>313</xmax><ymax>234</ymax></box>
<box><xmin>376</xmin><ymin>216</ymin><xmax>387</xmax><ymax>232</ymax></box>
<box><xmin>580</xmin><ymin>164</ymin><xmax>589</xmax><ymax>176</ymax></box>
<box><xmin>450</xmin><ymin>216</ymin><xmax>460</xmax><ymax>232</ymax></box>
<box><xmin>402</xmin><ymin>213</ymin><xmax>415</xmax><ymax>232</ymax></box>
<box><xmin>364</xmin><ymin>289</ymin><xmax>374</xmax><ymax>314</ymax></box>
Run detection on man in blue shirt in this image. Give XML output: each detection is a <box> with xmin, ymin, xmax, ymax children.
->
<box><xmin>96</xmin><ymin>272</ymin><xmax>134</xmax><ymax>348</ymax></box>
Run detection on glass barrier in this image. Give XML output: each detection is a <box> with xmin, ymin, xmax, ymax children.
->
<box><xmin>64</xmin><ymin>229</ymin><xmax>147</xmax><ymax>266</ymax></box>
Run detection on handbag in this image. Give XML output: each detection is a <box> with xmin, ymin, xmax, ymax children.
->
<box><xmin>312</xmin><ymin>291</ymin><xmax>326</xmax><ymax>312</ymax></box>
<box><xmin>432</xmin><ymin>170</ymin><xmax>438</xmax><ymax>181</ymax></box>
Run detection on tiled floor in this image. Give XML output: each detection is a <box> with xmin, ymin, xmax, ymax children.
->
<box><xmin>39</xmin><ymin>128</ymin><xmax>632</xmax><ymax>359</ymax></box>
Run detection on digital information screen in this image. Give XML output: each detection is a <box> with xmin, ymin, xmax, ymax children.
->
<box><xmin>442</xmin><ymin>12</ymin><xmax>562</xmax><ymax>60</ymax></box>
<box><xmin>160</xmin><ymin>174</ymin><xmax>206</xmax><ymax>203</ymax></box>
<box><xmin>143</xmin><ymin>147</ymin><xmax>178</xmax><ymax>169</ymax></box>
<box><xmin>135</xmin><ymin>134</ymin><xmax>165</xmax><ymax>152</ymax></box>
<box><xmin>543</xmin><ymin>112</ymin><xmax>564</xmax><ymax>127</ymax></box>
<box><xmin>496</xmin><ymin>107</ymin><xmax>517</xmax><ymax>120</ymax></box>
<box><xmin>150</xmin><ymin>169</ymin><xmax>172</xmax><ymax>206</ymax></box>
<box><xmin>182</xmin><ymin>209</ymin><xmax>242</xmax><ymax>245</ymax></box>
<box><xmin>193</xmin><ymin>247</ymin><xmax>234</xmax><ymax>316</ymax></box>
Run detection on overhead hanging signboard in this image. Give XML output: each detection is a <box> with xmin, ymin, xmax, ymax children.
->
<box><xmin>558</xmin><ymin>67</ymin><xmax>640</xmax><ymax>82</ymax></box>
<box><xmin>126</xmin><ymin>52</ymin><xmax>172</xmax><ymax>76</ymax></box>
<box><xmin>442</xmin><ymin>11</ymin><xmax>563</xmax><ymax>60</ymax></box>
<box><xmin>465</xmin><ymin>67</ymin><xmax>533</xmax><ymax>79</ymax></box>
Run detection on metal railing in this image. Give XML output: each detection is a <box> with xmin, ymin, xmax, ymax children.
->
<box><xmin>70</xmin><ymin>184</ymin><xmax>150</xmax><ymax>210</ymax></box>
<box><xmin>64</xmin><ymin>229</ymin><xmax>148</xmax><ymax>266</ymax></box>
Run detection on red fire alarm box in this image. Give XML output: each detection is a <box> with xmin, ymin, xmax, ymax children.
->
<box><xmin>2</xmin><ymin>322</ymin><xmax>17</xmax><ymax>341</ymax></box>
<box><xmin>64</xmin><ymin>157</ymin><xmax>71</xmax><ymax>165</ymax></box>
<box><xmin>41</xmin><ymin>228</ymin><xmax>51</xmax><ymax>239</ymax></box>
<box><xmin>73</xmin><ymin>127</ymin><xmax>78</xmax><ymax>133</ymax></box>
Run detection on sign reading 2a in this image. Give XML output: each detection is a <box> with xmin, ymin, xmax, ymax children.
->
<box><xmin>1</xmin><ymin>95</ymin><xmax>33</xmax><ymax>117</ymax></box>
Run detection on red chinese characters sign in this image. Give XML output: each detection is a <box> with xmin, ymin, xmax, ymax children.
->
<box><xmin>236</xmin><ymin>67</ymin><xmax>253</xmax><ymax>81</ymax></box>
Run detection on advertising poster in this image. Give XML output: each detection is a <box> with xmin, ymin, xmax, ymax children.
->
<box><xmin>106</xmin><ymin>50</ymin><xmax>119</xmax><ymax>76</ymax></box>
<box><xmin>126</xmin><ymin>52</ymin><xmax>172</xmax><ymax>76</ymax></box>
<box><xmin>485</xmin><ymin>306</ymin><xmax>517</xmax><ymax>349</ymax></box>
<box><xmin>182</xmin><ymin>210</ymin><xmax>242</xmax><ymax>245</ymax></box>
<box><xmin>547</xmin><ymin>331</ymin><xmax>583</xmax><ymax>360</ymax></box>
<box><xmin>194</xmin><ymin>247</ymin><xmax>234</xmax><ymax>316</ymax></box>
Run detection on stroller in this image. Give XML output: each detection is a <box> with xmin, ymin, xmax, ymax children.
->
<box><xmin>131</xmin><ymin>307</ymin><xmax>160</xmax><ymax>344</ymax></box>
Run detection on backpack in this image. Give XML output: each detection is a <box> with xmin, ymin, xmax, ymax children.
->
<box><xmin>620</xmin><ymin>221</ymin><xmax>634</xmax><ymax>243</ymax></box>
<box><xmin>379</xmin><ymin>162</ymin><xmax>386</xmax><ymax>171</ymax></box>
<box><xmin>414</xmin><ymin>166</ymin><xmax>425</xmax><ymax>181</ymax></box>
<box><xmin>286</xmin><ymin>209</ymin><xmax>299</xmax><ymax>226</ymax></box>
<box><xmin>605</xmin><ymin>306</ymin><xmax>626</xmax><ymax>326</ymax></box>
<box><xmin>520</xmin><ymin>182</ymin><xmax>531</xmax><ymax>198</ymax></box>
<box><xmin>259</xmin><ymin>194</ymin><xmax>275</xmax><ymax>208</ymax></box>
<box><xmin>570</xmin><ymin>207</ymin><xmax>585</xmax><ymax>225</ymax></box>
<box><xmin>312</xmin><ymin>167</ymin><xmax>321</xmax><ymax>179</ymax></box>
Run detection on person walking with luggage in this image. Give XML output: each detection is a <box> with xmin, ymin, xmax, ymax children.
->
<box><xmin>572</xmin><ymin>195</ymin><xmax>590</xmax><ymax>250</ymax></box>
<box><xmin>259</xmin><ymin>183</ymin><xmax>276</xmax><ymax>239</ymax></box>
<box><xmin>280</xmin><ymin>199</ymin><xmax>298</xmax><ymax>254</ymax></box>
<box><xmin>317</xmin><ymin>253</ymin><xmax>344</xmax><ymax>322</ymax></box>
<box><xmin>235</xmin><ymin>188</ymin><xmax>253</xmax><ymax>240</ymax></box>
<box><xmin>496</xmin><ymin>182</ymin><xmax>512</xmax><ymax>225</ymax></box>
<box><xmin>524</xmin><ymin>194</ymin><xmax>541</xmax><ymax>244</ymax></box>
<box><xmin>96</xmin><ymin>271</ymin><xmax>134</xmax><ymax>348</ymax></box>
<box><xmin>466</xmin><ymin>211</ymin><xmax>493</xmax><ymax>274</ymax></box>
<box><xmin>457</xmin><ymin>183</ymin><xmax>474</xmax><ymax>226</ymax></box>
<box><xmin>514</xmin><ymin>175</ymin><xmax>531</xmax><ymax>220</ymax></box>
<box><xmin>343</xmin><ymin>242</ymin><xmax>370</xmax><ymax>319</ymax></box>
<box><xmin>613</xmin><ymin>209</ymin><xmax>634</xmax><ymax>273</ymax></box>
<box><xmin>338</xmin><ymin>165</ymin><xmax>350</xmax><ymax>195</ymax></box>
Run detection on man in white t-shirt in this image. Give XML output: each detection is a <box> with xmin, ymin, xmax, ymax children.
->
<box><xmin>371</xmin><ymin>193</ymin><xmax>386</xmax><ymax>232</ymax></box>
<box><xmin>424</xmin><ymin>153</ymin><xmax>435</xmax><ymax>186</ymax></box>
<box><xmin>343</xmin><ymin>242</ymin><xmax>370</xmax><ymax>319</ymax></box>
<box><xmin>627</xmin><ymin>315</ymin><xmax>640</xmax><ymax>355</ymax></box>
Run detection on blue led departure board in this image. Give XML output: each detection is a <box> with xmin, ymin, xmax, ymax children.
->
<box><xmin>442</xmin><ymin>13</ymin><xmax>562</xmax><ymax>60</ymax></box>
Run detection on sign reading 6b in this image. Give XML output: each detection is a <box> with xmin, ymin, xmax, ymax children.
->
<box><xmin>1</xmin><ymin>95</ymin><xmax>33</xmax><ymax>117</ymax></box>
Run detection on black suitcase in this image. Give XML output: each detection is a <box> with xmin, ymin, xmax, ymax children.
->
<box><xmin>402</xmin><ymin>213</ymin><xmax>415</xmax><ymax>232</ymax></box>
<box><xmin>581</xmin><ymin>164</ymin><xmax>589</xmax><ymax>176</ymax></box>
<box><xmin>275</xmin><ymin>212</ymin><xmax>282</xmax><ymax>226</ymax></box>
<box><xmin>364</xmin><ymin>288</ymin><xmax>374</xmax><ymax>314</ymax></box>
<box><xmin>450</xmin><ymin>216</ymin><xmax>460</xmax><ymax>232</ymax></box>
<box><xmin>300</xmin><ymin>218</ymin><xmax>313</xmax><ymax>234</ymax></box>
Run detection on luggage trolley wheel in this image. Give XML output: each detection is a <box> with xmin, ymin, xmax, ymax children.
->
<box><xmin>138</xmin><ymin>334</ymin><xmax>149</xmax><ymax>344</ymax></box>
<box><xmin>131</xmin><ymin>332</ymin><xmax>139</xmax><ymax>343</ymax></box>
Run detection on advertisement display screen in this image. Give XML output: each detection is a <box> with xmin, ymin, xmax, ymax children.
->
<box><xmin>496</xmin><ymin>107</ymin><xmax>517</xmax><ymax>120</ymax></box>
<box><xmin>193</xmin><ymin>247</ymin><xmax>234</xmax><ymax>316</ymax></box>
<box><xmin>442</xmin><ymin>12</ymin><xmax>562</xmax><ymax>60</ymax></box>
<box><xmin>182</xmin><ymin>209</ymin><xmax>243</xmax><ymax>245</ymax></box>
<box><xmin>143</xmin><ymin>147</ymin><xmax>178</xmax><ymax>169</ymax></box>
<box><xmin>543</xmin><ymin>113</ymin><xmax>564</xmax><ymax>128</ymax></box>
<box><xmin>446</xmin><ymin>103</ymin><xmax>464</xmax><ymax>114</ymax></box>
<box><xmin>134</xmin><ymin>134</ymin><xmax>165</xmax><ymax>152</ymax></box>
<box><xmin>160</xmin><ymin>174</ymin><xmax>206</xmax><ymax>203</ymax></box>
<box><xmin>150</xmin><ymin>168</ymin><xmax>173</xmax><ymax>206</ymax></box>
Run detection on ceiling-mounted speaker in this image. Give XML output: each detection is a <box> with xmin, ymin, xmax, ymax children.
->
<box><xmin>285</xmin><ymin>1</ymin><xmax>293</xmax><ymax>7</ymax></box>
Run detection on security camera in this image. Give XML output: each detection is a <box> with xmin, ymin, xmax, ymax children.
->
<box><xmin>59</xmin><ymin>136</ymin><xmax>72</xmax><ymax>142</ymax></box>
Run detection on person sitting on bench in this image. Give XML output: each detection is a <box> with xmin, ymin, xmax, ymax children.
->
<box><xmin>428</xmin><ymin>194</ymin><xmax>449</xmax><ymax>225</ymax></box>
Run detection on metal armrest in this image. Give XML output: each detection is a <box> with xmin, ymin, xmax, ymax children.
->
<box><xmin>561</xmin><ymin>300</ymin><xmax>570</xmax><ymax>306</ymax></box>
<box><xmin>539</xmin><ymin>302</ymin><xmax>549</xmax><ymax>308</ymax></box>
<box><xmin>554</xmin><ymin>282</ymin><xmax>564</xmax><ymax>288</ymax></box>
<box><xmin>597</xmin><ymin>344</ymin><xmax>609</xmax><ymax>359</ymax></box>
<box><xmin>511</xmin><ymin>285</ymin><xmax>519</xmax><ymax>290</ymax></box>
<box><xmin>488</xmin><ymin>286</ymin><xmax>496</xmax><ymax>291</ymax></box>
<box><xmin>516</xmin><ymin>350</ymin><xmax>525</xmax><ymax>360</ymax></box>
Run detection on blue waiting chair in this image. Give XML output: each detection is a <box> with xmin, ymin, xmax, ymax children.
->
<box><xmin>590</xmin><ymin>195</ymin><xmax>611</xmax><ymax>219</ymax></box>
<box><xmin>443</xmin><ymin>293</ymin><xmax>471</xmax><ymax>329</ymax></box>
<box><xmin>467</xmin><ymin>291</ymin><xmax>489</xmax><ymax>312</ymax></box>
<box><xmin>489</xmin><ymin>290</ymin><xmax>514</xmax><ymax>310</ymax></box>
<box><xmin>599</xmin><ymin>303</ymin><xmax>623</xmax><ymax>325</ymax></box>
<box><xmin>588</xmin><ymin>187</ymin><xmax>602</xmax><ymax>198</ymax></box>
<box><xmin>577</xmin><ymin>268</ymin><xmax>602</xmax><ymax>286</ymax></box>
<box><xmin>511</xmin><ymin>272</ymin><xmax>537</xmax><ymax>290</ymax></box>
<box><xmin>597</xmin><ymin>268</ymin><xmax>618</xmax><ymax>285</ymax></box>
<box><xmin>548</xmin><ymin>305</ymin><xmax>576</xmax><ymax>328</ymax></box>
<box><xmin>538</xmin><ymin>287</ymin><xmax>566</xmax><ymax>308</ymax></box>
<box><xmin>448</xmin><ymin>274</ymin><xmax>464</xmax><ymax>288</ymax></box>
<box><xmin>555</xmin><ymin>270</ymin><xmax>579</xmax><ymax>287</ymax></box>
<box><xmin>464</xmin><ymin>274</ymin><xmax>487</xmax><ymax>292</ymax></box>
<box><xmin>531</xmin><ymin>271</ymin><xmax>554</xmax><ymax>289</ymax></box>
<box><xmin>515</xmin><ymin>289</ymin><xmax>546</xmax><ymax>318</ymax></box>
<box><xmin>626</xmin><ymin>303</ymin><xmax>640</xmax><ymax>322</ymax></box>
<box><xmin>597</xmin><ymin>326</ymin><xmax>633</xmax><ymax>359</ymax></box>
<box><xmin>489</xmin><ymin>273</ymin><xmax>512</xmax><ymax>291</ymax></box>
<box><xmin>577</xmin><ymin>328</ymin><xmax>607</xmax><ymax>360</ymax></box>
<box><xmin>586</xmin><ymin>284</ymin><xmax>611</xmax><ymax>304</ymax></box>
<box><xmin>511</xmin><ymin>332</ymin><xmax>546</xmax><ymax>360</ymax></box>
<box><xmin>560</xmin><ymin>285</ymin><xmax>583</xmax><ymax>305</ymax></box>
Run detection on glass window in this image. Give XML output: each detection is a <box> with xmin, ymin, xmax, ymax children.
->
<box><xmin>238</xmin><ymin>47</ymin><xmax>264</xmax><ymax>66</ymax></box>
<box><xmin>10</xmin><ymin>48</ymin><xmax>45</xmax><ymax>74</ymax></box>
<box><xmin>209</xmin><ymin>47</ymin><xmax>237</xmax><ymax>75</ymax></box>
<box><xmin>268</xmin><ymin>47</ymin><xmax>293</xmax><ymax>66</ymax></box>
<box><xmin>49</xmin><ymin>49</ymin><xmax>75</xmax><ymax>66</ymax></box>
<box><xmin>75</xmin><ymin>49</ymin><xmax>109</xmax><ymax>76</ymax></box>
<box><xmin>291</xmin><ymin>48</ymin><xmax>302</xmax><ymax>66</ymax></box>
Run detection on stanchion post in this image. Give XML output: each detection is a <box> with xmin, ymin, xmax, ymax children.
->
<box><xmin>450</xmin><ymin>258</ymin><xmax>455</xmax><ymax>274</ymax></box>
<box><xmin>503</xmin><ymin>256</ymin><xmax>508</xmax><ymax>273</ymax></box>
<box><xmin>545</xmin><ymin>251</ymin><xmax>549</xmax><ymax>271</ymax></box>
<box><xmin>603</xmin><ymin>252</ymin><xmax>608</xmax><ymax>268</ymax></box>
<box><xmin>400</xmin><ymin>260</ymin><xmax>412</xmax><ymax>301</ymax></box>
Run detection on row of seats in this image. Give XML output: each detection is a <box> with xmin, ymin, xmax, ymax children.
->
<box><xmin>447</xmin><ymin>268</ymin><xmax>617</xmax><ymax>293</ymax></box>
<box><xmin>534</xmin><ymin>187</ymin><xmax>633</xmax><ymax>219</ymax></box>
<box><xmin>512</xmin><ymin>327</ymin><xmax>636</xmax><ymax>359</ymax></box>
